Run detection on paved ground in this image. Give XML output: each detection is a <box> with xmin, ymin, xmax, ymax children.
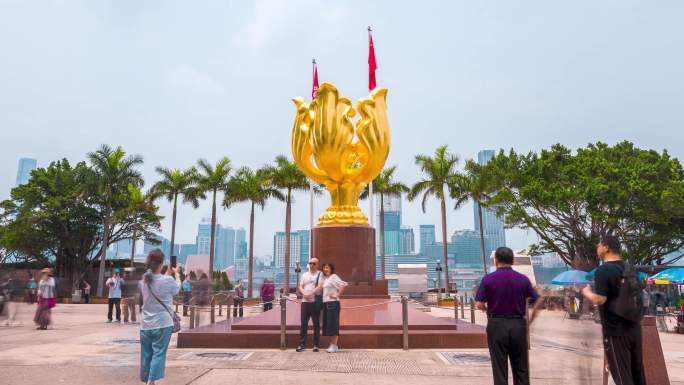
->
<box><xmin>0</xmin><ymin>303</ymin><xmax>682</xmax><ymax>385</ymax></box>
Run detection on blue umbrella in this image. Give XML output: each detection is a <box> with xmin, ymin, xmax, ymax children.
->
<box><xmin>586</xmin><ymin>268</ymin><xmax>648</xmax><ymax>282</ymax></box>
<box><xmin>551</xmin><ymin>270</ymin><xmax>590</xmax><ymax>286</ymax></box>
<box><xmin>648</xmin><ymin>267</ymin><xmax>684</xmax><ymax>284</ymax></box>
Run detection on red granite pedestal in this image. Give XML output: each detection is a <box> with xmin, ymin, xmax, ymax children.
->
<box><xmin>177</xmin><ymin>299</ymin><xmax>487</xmax><ymax>349</ymax></box>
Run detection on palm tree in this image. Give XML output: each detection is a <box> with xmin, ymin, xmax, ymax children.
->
<box><xmin>267</xmin><ymin>155</ymin><xmax>314</xmax><ymax>293</ymax></box>
<box><xmin>408</xmin><ymin>145</ymin><xmax>459</xmax><ymax>294</ymax></box>
<box><xmin>224</xmin><ymin>167</ymin><xmax>283</xmax><ymax>297</ymax></box>
<box><xmin>196</xmin><ymin>157</ymin><xmax>232</xmax><ymax>277</ymax></box>
<box><xmin>124</xmin><ymin>184</ymin><xmax>161</xmax><ymax>266</ymax></box>
<box><xmin>450</xmin><ymin>160</ymin><xmax>494</xmax><ymax>274</ymax></box>
<box><xmin>86</xmin><ymin>145</ymin><xmax>144</xmax><ymax>296</ymax></box>
<box><xmin>360</xmin><ymin>166</ymin><xmax>409</xmax><ymax>279</ymax></box>
<box><xmin>150</xmin><ymin>167</ymin><xmax>200</xmax><ymax>266</ymax></box>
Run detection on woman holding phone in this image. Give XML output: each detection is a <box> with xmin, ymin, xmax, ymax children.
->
<box><xmin>321</xmin><ymin>263</ymin><xmax>347</xmax><ymax>353</ymax></box>
<box><xmin>138</xmin><ymin>249</ymin><xmax>180</xmax><ymax>385</ymax></box>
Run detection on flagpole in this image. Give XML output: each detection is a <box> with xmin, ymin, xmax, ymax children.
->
<box><xmin>309</xmin><ymin>58</ymin><xmax>316</xmax><ymax>260</ymax></box>
<box><xmin>367</xmin><ymin>26</ymin><xmax>375</xmax><ymax>230</ymax></box>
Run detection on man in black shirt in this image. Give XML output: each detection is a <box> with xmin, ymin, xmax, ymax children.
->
<box><xmin>582</xmin><ymin>235</ymin><xmax>644</xmax><ymax>385</ymax></box>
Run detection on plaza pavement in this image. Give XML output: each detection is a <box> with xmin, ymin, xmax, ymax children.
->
<box><xmin>0</xmin><ymin>303</ymin><xmax>682</xmax><ymax>385</ymax></box>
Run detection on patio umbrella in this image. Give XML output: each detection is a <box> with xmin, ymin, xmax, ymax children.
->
<box><xmin>551</xmin><ymin>270</ymin><xmax>590</xmax><ymax>286</ymax></box>
<box><xmin>647</xmin><ymin>267</ymin><xmax>684</xmax><ymax>284</ymax></box>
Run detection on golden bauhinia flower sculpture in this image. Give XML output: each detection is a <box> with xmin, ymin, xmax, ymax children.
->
<box><xmin>291</xmin><ymin>82</ymin><xmax>390</xmax><ymax>226</ymax></box>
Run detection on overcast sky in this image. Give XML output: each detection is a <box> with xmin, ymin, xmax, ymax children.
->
<box><xmin>1</xmin><ymin>0</ymin><xmax>683</xmax><ymax>256</ymax></box>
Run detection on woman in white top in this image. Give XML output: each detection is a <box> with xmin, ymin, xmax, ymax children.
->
<box><xmin>34</xmin><ymin>268</ymin><xmax>56</xmax><ymax>330</ymax></box>
<box><xmin>321</xmin><ymin>263</ymin><xmax>347</xmax><ymax>353</ymax></box>
<box><xmin>138</xmin><ymin>249</ymin><xmax>180</xmax><ymax>385</ymax></box>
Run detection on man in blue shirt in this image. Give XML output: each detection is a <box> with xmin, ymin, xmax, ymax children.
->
<box><xmin>475</xmin><ymin>247</ymin><xmax>542</xmax><ymax>385</ymax></box>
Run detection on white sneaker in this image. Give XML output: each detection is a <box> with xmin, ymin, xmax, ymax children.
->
<box><xmin>326</xmin><ymin>344</ymin><xmax>339</xmax><ymax>353</ymax></box>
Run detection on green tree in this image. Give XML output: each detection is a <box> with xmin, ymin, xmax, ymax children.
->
<box><xmin>267</xmin><ymin>155</ymin><xmax>314</xmax><ymax>293</ymax></box>
<box><xmin>224</xmin><ymin>167</ymin><xmax>284</xmax><ymax>297</ymax></box>
<box><xmin>450</xmin><ymin>161</ymin><xmax>496</xmax><ymax>274</ymax></box>
<box><xmin>408</xmin><ymin>146</ymin><xmax>459</xmax><ymax>291</ymax></box>
<box><xmin>122</xmin><ymin>184</ymin><xmax>162</xmax><ymax>265</ymax></box>
<box><xmin>196</xmin><ymin>157</ymin><xmax>232</xmax><ymax>277</ymax></box>
<box><xmin>150</xmin><ymin>167</ymin><xmax>201</xmax><ymax>267</ymax></box>
<box><xmin>85</xmin><ymin>145</ymin><xmax>144</xmax><ymax>296</ymax></box>
<box><xmin>360</xmin><ymin>166</ymin><xmax>409</xmax><ymax>279</ymax></box>
<box><xmin>483</xmin><ymin>142</ymin><xmax>684</xmax><ymax>269</ymax></box>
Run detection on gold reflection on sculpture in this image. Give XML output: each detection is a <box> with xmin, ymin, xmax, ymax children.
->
<box><xmin>291</xmin><ymin>82</ymin><xmax>390</xmax><ymax>226</ymax></box>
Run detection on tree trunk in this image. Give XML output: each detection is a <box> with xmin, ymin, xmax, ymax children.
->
<box><xmin>248</xmin><ymin>202</ymin><xmax>255</xmax><ymax>298</ymax></box>
<box><xmin>284</xmin><ymin>189</ymin><xmax>292</xmax><ymax>294</ymax></box>
<box><xmin>380</xmin><ymin>193</ymin><xmax>386</xmax><ymax>279</ymax></box>
<box><xmin>209</xmin><ymin>188</ymin><xmax>217</xmax><ymax>277</ymax></box>
<box><xmin>96</xmin><ymin>214</ymin><xmax>110</xmax><ymax>297</ymax></box>
<box><xmin>477</xmin><ymin>203</ymin><xmax>487</xmax><ymax>274</ymax></box>
<box><xmin>130</xmin><ymin>229</ymin><xmax>137</xmax><ymax>266</ymax></box>
<box><xmin>170</xmin><ymin>194</ymin><xmax>178</xmax><ymax>267</ymax></box>
<box><xmin>440</xmin><ymin>197</ymin><xmax>449</xmax><ymax>293</ymax></box>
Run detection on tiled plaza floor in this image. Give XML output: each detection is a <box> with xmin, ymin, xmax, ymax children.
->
<box><xmin>0</xmin><ymin>303</ymin><xmax>682</xmax><ymax>384</ymax></box>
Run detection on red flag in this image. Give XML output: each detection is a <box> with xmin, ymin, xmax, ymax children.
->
<box><xmin>368</xmin><ymin>28</ymin><xmax>377</xmax><ymax>91</ymax></box>
<box><xmin>312</xmin><ymin>60</ymin><xmax>319</xmax><ymax>99</ymax></box>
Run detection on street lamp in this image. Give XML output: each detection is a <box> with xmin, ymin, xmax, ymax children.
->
<box><xmin>435</xmin><ymin>262</ymin><xmax>443</xmax><ymax>299</ymax></box>
<box><xmin>295</xmin><ymin>262</ymin><xmax>302</xmax><ymax>295</ymax></box>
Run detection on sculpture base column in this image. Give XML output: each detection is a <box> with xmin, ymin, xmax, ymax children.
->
<box><xmin>312</xmin><ymin>225</ymin><xmax>388</xmax><ymax>297</ymax></box>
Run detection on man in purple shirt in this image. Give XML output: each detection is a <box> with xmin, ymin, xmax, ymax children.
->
<box><xmin>475</xmin><ymin>247</ymin><xmax>543</xmax><ymax>385</ymax></box>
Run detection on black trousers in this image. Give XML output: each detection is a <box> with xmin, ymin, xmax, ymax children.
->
<box><xmin>233</xmin><ymin>298</ymin><xmax>244</xmax><ymax>317</ymax></box>
<box><xmin>182</xmin><ymin>292</ymin><xmax>191</xmax><ymax>316</ymax></box>
<box><xmin>486</xmin><ymin>317</ymin><xmax>529</xmax><ymax>385</ymax></box>
<box><xmin>263</xmin><ymin>302</ymin><xmax>273</xmax><ymax>312</ymax></box>
<box><xmin>299</xmin><ymin>302</ymin><xmax>320</xmax><ymax>347</ymax></box>
<box><xmin>604</xmin><ymin>333</ymin><xmax>645</xmax><ymax>385</ymax></box>
<box><xmin>107</xmin><ymin>298</ymin><xmax>121</xmax><ymax>321</ymax></box>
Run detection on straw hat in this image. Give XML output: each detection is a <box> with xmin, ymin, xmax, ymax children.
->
<box><xmin>40</xmin><ymin>268</ymin><xmax>53</xmax><ymax>275</ymax></box>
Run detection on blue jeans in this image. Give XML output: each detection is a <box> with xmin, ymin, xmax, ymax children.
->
<box><xmin>140</xmin><ymin>326</ymin><xmax>173</xmax><ymax>382</ymax></box>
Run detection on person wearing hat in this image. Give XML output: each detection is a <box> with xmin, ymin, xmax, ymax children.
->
<box><xmin>106</xmin><ymin>268</ymin><xmax>124</xmax><ymax>323</ymax></box>
<box><xmin>34</xmin><ymin>268</ymin><xmax>56</xmax><ymax>330</ymax></box>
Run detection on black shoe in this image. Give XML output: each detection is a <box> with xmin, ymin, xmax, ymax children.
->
<box><xmin>312</xmin><ymin>346</ymin><xmax>319</xmax><ymax>352</ymax></box>
<box><xmin>295</xmin><ymin>346</ymin><xmax>305</xmax><ymax>352</ymax></box>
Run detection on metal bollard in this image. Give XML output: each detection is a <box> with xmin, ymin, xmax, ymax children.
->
<box><xmin>454</xmin><ymin>296</ymin><xmax>459</xmax><ymax>320</ymax></box>
<box><xmin>218</xmin><ymin>303</ymin><xmax>222</xmax><ymax>316</ymax></box>
<box><xmin>189</xmin><ymin>306</ymin><xmax>195</xmax><ymax>329</ymax></box>
<box><xmin>227</xmin><ymin>295</ymin><xmax>233</xmax><ymax>323</ymax></box>
<box><xmin>401</xmin><ymin>296</ymin><xmax>409</xmax><ymax>350</ymax></box>
<box><xmin>210</xmin><ymin>302</ymin><xmax>216</xmax><ymax>324</ymax></box>
<box><xmin>195</xmin><ymin>306</ymin><xmax>200</xmax><ymax>327</ymax></box>
<box><xmin>280</xmin><ymin>297</ymin><xmax>287</xmax><ymax>350</ymax></box>
<box><xmin>460</xmin><ymin>296</ymin><xmax>465</xmax><ymax>319</ymax></box>
<box><xmin>470</xmin><ymin>299</ymin><xmax>475</xmax><ymax>324</ymax></box>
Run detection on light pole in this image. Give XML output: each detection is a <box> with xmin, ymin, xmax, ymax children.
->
<box><xmin>436</xmin><ymin>262</ymin><xmax>443</xmax><ymax>299</ymax></box>
<box><xmin>295</xmin><ymin>262</ymin><xmax>302</xmax><ymax>296</ymax></box>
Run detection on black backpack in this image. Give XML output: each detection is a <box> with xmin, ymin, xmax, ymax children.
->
<box><xmin>608</xmin><ymin>262</ymin><xmax>642</xmax><ymax>323</ymax></box>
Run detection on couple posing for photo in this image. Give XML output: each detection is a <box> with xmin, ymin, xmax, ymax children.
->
<box><xmin>297</xmin><ymin>257</ymin><xmax>347</xmax><ymax>353</ymax></box>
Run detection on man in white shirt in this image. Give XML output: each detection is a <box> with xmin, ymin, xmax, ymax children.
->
<box><xmin>106</xmin><ymin>268</ymin><xmax>123</xmax><ymax>323</ymax></box>
<box><xmin>296</xmin><ymin>257</ymin><xmax>323</xmax><ymax>352</ymax></box>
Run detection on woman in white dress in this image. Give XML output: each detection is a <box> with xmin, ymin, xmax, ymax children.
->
<box><xmin>321</xmin><ymin>263</ymin><xmax>347</xmax><ymax>353</ymax></box>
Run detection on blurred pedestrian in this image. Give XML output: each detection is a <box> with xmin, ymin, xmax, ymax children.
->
<box><xmin>26</xmin><ymin>276</ymin><xmax>37</xmax><ymax>304</ymax></box>
<box><xmin>122</xmin><ymin>271</ymin><xmax>139</xmax><ymax>324</ymax></box>
<box><xmin>106</xmin><ymin>268</ymin><xmax>123</xmax><ymax>323</ymax></box>
<box><xmin>82</xmin><ymin>280</ymin><xmax>91</xmax><ymax>304</ymax></box>
<box><xmin>34</xmin><ymin>268</ymin><xmax>56</xmax><ymax>330</ymax></box>
<box><xmin>475</xmin><ymin>247</ymin><xmax>543</xmax><ymax>385</ymax></box>
<box><xmin>260</xmin><ymin>278</ymin><xmax>275</xmax><ymax>312</ymax></box>
<box><xmin>321</xmin><ymin>263</ymin><xmax>347</xmax><ymax>353</ymax></box>
<box><xmin>233</xmin><ymin>280</ymin><xmax>245</xmax><ymax>317</ymax></box>
<box><xmin>582</xmin><ymin>235</ymin><xmax>645</xmax><ymax>385</ymax></box>
<box><xmin>181</xmin><ymin>275</ymin><xmax>192</xmax><ymax>316</ymax></box>
<box><xmin>138</xmin><ymin>249</ymin><xmax>180</xmax><ymax>385</ymax></box>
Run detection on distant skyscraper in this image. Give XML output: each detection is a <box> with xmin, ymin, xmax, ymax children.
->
<box><xmin>399</xmin><ymin>227</ymin><xmax>415</xmax><ymax>254</ymax></box>
<box><xmin>376</xmin><ymin>194</ymin><xmax>402</xmax><ymax>255</ymax></box>
<box><xmin>451</xmin><ymin>230</ymin><xmax>489</xmax><ymax>268</ymax></box>
<box><xmin>419</xmin><ymin>225</ymin><xmax>436</xmax><ymax>254</ymax></box>
<box><xmin>234</xmin><ymin>228</ymin><xmax>247</xmax><ymax>280</ymax></box>
<box><xmin>15</xmin><ymin>158</ymin><xmax>37</xmax><ymax>186</ymax></box>
<box><xmin>473</xmin><ymin>150</ymin><xmax>506</xmax><ymax>255</ymax></box>
<box><xmin>195</xmin><ymin>221</ymin><xmax>238</xmax><ymax>271</ymax></box>
<box><xmin>143</xmin><ymin>234</ymin><xmax>176</xmax><ymax>260</ymax></box>
<box><xmin>273</xmin><ymin>230</ymin><xmax>310</xmax><ymax>268</ymax></box>
<box><xmin>178</xmin><ymin>243</ymin><xmax>198</xmax><ymax>266</ymax></box>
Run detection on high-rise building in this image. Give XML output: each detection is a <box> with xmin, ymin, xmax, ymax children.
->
<box><xmin>178</xmin><ymin>243</ymin><xmax>198</xmax><ymax>266</ymax></box>
<box><xmin>143</xmin><ymin>234</ymin><xmax>177</xmax><ymax>260</ymax></box>
<box><xmin>273</xmin><ymin>230</ymin><xmax>310</xmax><ymax>269</ymax></box>
<box><xmin>15</xmin><ymin>158</ymin><xmax>37</xmax><ymax>186</ymax></box>
<box><xmin>451</xmin><ymin>229</ymin><xmax>488</xmax><ymax>269</ymax></box>
<box><xmin>399</xmin><ymin>227</ymin><xmax>415</xmax><ymax>254</ymax></box>
<box><xmin>234</xmin><ymin>228</ymin><xmax>247</xmax><ymax>280</ymax></box>
<box><xmin>473</xmin><ymin>150</ymin><xmax>506</xmax><ymax>255</ymax></box>
<box><xmin>195</xmin><ymin>221</ymin><xmax>238</xmax><ymax>271</ymax></box>
<box><xmin>376</xmin><ymin>194</ymin><xmax>402</xmax><ymax>255</ymax></box>
<box><xmin>419</xmin><ymin>225</ymin><xmax>436</xmax><ymax>254</ymax></box>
